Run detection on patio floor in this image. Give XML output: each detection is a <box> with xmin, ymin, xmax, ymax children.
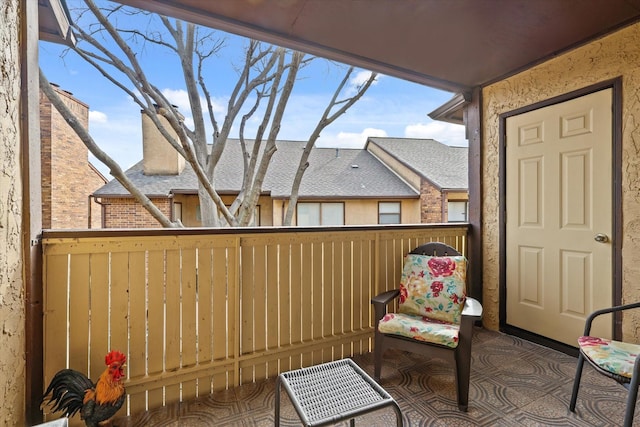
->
<box><xmin>114</xmin><ymin>327</ymin><xmax>638</xmax><ymax>426</ymax></box>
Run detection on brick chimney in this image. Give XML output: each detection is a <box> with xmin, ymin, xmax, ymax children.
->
<box><xmin>142</xmin><ymin>106</ymin><xmax>185</xmax><ymax>175</ymax></box>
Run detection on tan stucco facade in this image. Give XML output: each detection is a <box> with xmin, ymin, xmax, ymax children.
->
<box><xmin>0</xmin><ymin>0</ymin><xmax>25</xmax><ymax>422</ymax></box>
<box><xmin>481</xmin><ymin>22</ymin><xmax>640</xmax><ymax>339</ymax></box>
<box><xmin>175</xmin><ymin>196</ymin><xmax>421</xmax><ymax>227</ymax></box>
<box><xmin>273</xmin><ymin>198</ymin><xmax>421</xmax><ymax>226</ymax></box>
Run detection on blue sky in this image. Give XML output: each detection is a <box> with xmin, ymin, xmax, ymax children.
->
<box><xmin>38</xmin><ymin>1</ymin><xmax>466</xmax><ymax>178</ymax></box>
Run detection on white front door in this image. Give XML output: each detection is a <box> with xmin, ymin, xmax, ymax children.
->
<box><xmin>505</xmin><ymin>88</ymin><xmax>613</xmax><ymax>345</ymax></box>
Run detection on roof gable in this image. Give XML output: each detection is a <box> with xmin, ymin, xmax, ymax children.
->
<box><xmin>366</xmin><ymin>137</ymin><xmax>468</xmax><ymax>190</ymax></box>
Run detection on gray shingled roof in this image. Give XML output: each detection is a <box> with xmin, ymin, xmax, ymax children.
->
<box><xmin>366</xmin><ymin>137</ymin><xmax>468</xmax><ymax>190</ymax></box>
<box><xmin>94</xmin><ymin>139</ymin><xmax>419</xmax><ymax>199</ymax></box>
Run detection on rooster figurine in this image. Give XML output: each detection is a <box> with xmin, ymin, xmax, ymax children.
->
<box><xmin>43</xmin><ymin>350</ymin><xmax>127</xmax><ymax>427</ymax></box>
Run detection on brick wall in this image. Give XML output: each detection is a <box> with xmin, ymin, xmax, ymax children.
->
<box><xmin>420</xmin><ymin>179</ymin><xmax>444</xmax><ymax>223</ymax></box>
<box><xmin>101</xmin><ymin>197</ymin><xmax>172</xmax><ymax>228</ymax></box>
<box><xmin>40</xmin><ymin>86</ymin><xmax>107</xmax><ymax>229</ymax></box>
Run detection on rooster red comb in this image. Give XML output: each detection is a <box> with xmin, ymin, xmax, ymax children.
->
<box><xmin>105</xmin><ymin>350</ymin><xmax>126</xmax><ymax>366</ymax></box>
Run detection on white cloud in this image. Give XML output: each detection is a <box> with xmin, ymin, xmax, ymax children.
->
<box><xmin>161</xmin><ymin>88</ymin><xmax>226</xmax><ymax>115</ymax></box>
<box><xmin>162</xmin><ymin>88</ymin><xmax>191</xmax><ymax>112</ymax></box>
<box><xmin>405</xmin><ymin>121</ymin><xmax>467</xmax><ymax>146</ymax></box>
<box><xmin>317</xmin><ymin>127</ymin><xmax>388</xmax><ymax>149</ymax></box>
<box><xmin>349</xmin><ymin>70</ymin><xmax>379</xmax><ymax>88</ymax></box>
<box><xmin>89</xmin><ymin>110</ymin><xmax>108</xmax><ymax>124</ymax></box>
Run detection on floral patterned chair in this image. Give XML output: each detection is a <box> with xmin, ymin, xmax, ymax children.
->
<box><xmin>570</xmin><ymin>302</ymin><xmax>640</xmax><ymax>427</ymax></box>
<box><xmin>371</xmin><ymin>242</ymin><xmax>483</xmax><ymax>411</ymax></box>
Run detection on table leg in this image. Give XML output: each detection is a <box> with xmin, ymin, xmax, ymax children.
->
<box><xmin>275</xmin><ymin>375</ymin><xmax>282</xmax><ymax>427</ymax></box>
<box><xmin>393</xmin><ymin>400</ymin><xmax>403</xmax><ymax>426</ymax></box>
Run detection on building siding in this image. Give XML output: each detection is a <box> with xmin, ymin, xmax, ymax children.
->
<box><xmin>40</xmin><ymin>87</ymin><xmax>105</xmax><ymax>229</ymax></box>
<box><xmin>420</xmin><ymin>179</ymin><xmax>443</xmax><ymax>223</ymax></box>
<box><xmin>102</xmin><ymin>197</ymin><xmax>173</xmax><ymax>228</ymax></box>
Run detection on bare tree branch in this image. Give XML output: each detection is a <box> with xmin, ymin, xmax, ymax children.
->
<box><xmin>283</xmin><ymin>69</ymin><xmax>378</xmax><ymax>225</ymax></box>
<box><xmin>49</xmin><ymin>2</ymin><xmax>376</xmax><ymax>229</ymax></box>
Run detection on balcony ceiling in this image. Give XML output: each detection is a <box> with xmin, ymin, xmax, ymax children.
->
<box><xmin>39</xmin><ymin>0</ymin><xmax>76</xmax><ymax>45</ymax></box>
<box><xmin>115</xmin><ymin>0</ymin><xmax>640</xmax><ymax>93</ymax></box>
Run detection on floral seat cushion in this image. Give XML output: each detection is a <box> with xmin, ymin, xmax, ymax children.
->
<box><xmin>378</xmin><ymin>312</ymin><xmax>460</xmax><ymax>348</ymax></box>
<box><xmin>378</xmin><ymin>253</ymin><xmax>467</xmax><ymax>348</ymax></box>
<box><xmin>578</xmin><ymin>336</ymin><xmax>640</xmax><ymax>379</ymax></box>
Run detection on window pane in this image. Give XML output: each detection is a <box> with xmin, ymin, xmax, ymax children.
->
<box><xmin>379</xmin><ymin>202</ymin><xmax>400</xmax><ymax>224</ymax></box>
<box><xmin>321</xmin><ymin>203</ymin><xmax>344</xmax><ymax>225</ymax></box>
<box><xmin>448</xmin><ymin>201</ymin><xmax>468</xmax><ymax>222</ymax></box>
<box><xmin>298</xmin><ymin>203</ymin><xmax>320</xmax><ymax>226</ymax></box>
<box><xmin>379</xmin><ymin>202</ymin><xmax>400</xmax><ymax>214</ymax></box>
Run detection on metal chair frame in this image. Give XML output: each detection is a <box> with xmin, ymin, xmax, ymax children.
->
<box><xmin>570</xmin><ymin>302</ymin><xmax>640</xmax><ymax>427</ymax></box>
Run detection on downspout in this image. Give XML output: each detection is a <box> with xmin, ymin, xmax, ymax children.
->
<box><xmin>88</xmin><ymin>195</ymin><xmax>93</xmax><ymax>228</ymax></box>
<box><xmin>22</xmin><ymin>0</ymin><xmax>43</xmax><ymax>422</ymax></box>
<box><xmin>90</xmin><ymin>195</ymin><xmax>108</xmax><ymax>229</ymax></box>
<box><xmin>169</xmin><ymin>192</ymin><xmax>175</xmax><ymax>222</ymax></box>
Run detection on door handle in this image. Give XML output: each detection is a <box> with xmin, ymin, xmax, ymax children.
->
<box><xmin>594</xmin><ymin>233</ymin><xmax>609</xmax><ymax>243</ymax></box>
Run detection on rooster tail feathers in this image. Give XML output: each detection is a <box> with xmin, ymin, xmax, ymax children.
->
<box><xmin>43</xmin><ymin>369</ymin><xmax>94</xmax><ymax>417</ymax></box>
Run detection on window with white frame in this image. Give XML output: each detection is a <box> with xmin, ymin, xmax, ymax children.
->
<box><xmin>297</xmin><ymin>202</ymin><xmax>344</xmax><ymax>226</ymax></box>
<box><xmin>447</xmin><ymin>201</ymin><xmax>468</xmax><ymax>222</ymax></box>
<box><xmin>378</xmin><ymin>201</ymin><xmax>401</xmax><ymax>224</ymax></box>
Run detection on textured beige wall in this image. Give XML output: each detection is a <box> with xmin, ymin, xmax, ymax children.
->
<box><xmin>481</xmin><ymin>22</ymin><xmax>640</xmax><ymax>339</ymax></box>
<box><xmin>0</xmin><ymin>0</ymin><xmax>25</xmax><ymax>422</ymax></box>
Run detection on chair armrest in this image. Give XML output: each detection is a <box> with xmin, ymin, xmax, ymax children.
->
<box><xmin>371</xmin><ymin>289</ymin><xmax>400</xmax><ymax>323</ymax></box>
<box><xmin>371</xmin><ymin>289</ymin><xmax>400</xmax><ymax>306</ymax></box>
<box><xmin>462</xmin><ymin>297</ymin><xmax>483</xmax><ymax>320</ymax></box>
<box><xmin>583</xmin><ymin>301</ymin><xmax>640</xmax><ymax>335</ymax></box>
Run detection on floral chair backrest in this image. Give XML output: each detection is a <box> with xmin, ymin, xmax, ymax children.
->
<box><xmin>397</xmin><ymin>254</ymin><xmax>467</xmax><ymax>324</ymax></box>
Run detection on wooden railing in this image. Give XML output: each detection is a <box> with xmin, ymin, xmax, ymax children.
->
<box><xmin>41</xmin><ymin>224</ymin><xmax>468</xmax><ymax>420</ymax></box>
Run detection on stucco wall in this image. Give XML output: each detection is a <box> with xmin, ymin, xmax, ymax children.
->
<box><xmin>0</xmin><ymin>0</ymin><xmax>25</xmax><ymax>422</ymax></box>
<box><xmin>481</xmin><ymin>22</ymin><xmax>640</xmax><ymax>339</ymax></box>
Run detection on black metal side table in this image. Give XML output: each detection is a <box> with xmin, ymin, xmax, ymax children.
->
<box><xmin>275</xmin><ymin>358</ymin><xmax>402</xmax><ymax>426</ymax></box>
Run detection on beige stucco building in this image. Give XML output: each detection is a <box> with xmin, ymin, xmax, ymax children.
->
<box><xmin>94</xmin><ymin>136</ymin><xmax>466</xmax><ymax>228</ymax></box>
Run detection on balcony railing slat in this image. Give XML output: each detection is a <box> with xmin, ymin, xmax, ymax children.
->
<box><xmin>89</xmin><ymin>253</ymin><xmax>110</xmax><ymax>382</ymax></box>
<box><xmin>68</xmin><ymin>253</ymin><xmax>89</xmax><ymax>375</ymax></box>
<box><xmin>146</xmin><ymin>249</ymin><xmax>165</xmax><ymax>408</ymax></box>
<box><xmin>181</xmin><ymin>247</ymin><xmax>198</xmax><ymax>401</ymax></box>
<box><xmin>127</xmin><ymin>250</ymin><xmax>147</xmax><ymax>414</ymax></box>
<box><xmin>42</xmin><ymin>225</ymin><xmax>468</xmax><ymax>420</ymax></box>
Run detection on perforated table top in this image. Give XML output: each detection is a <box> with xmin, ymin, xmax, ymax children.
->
<box><xmin>275</xmin><ymin>358</ymin><xmax>402</xmax><ymax>427</ymax></box>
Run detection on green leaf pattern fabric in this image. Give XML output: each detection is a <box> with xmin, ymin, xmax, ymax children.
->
<box><xmin>378</xmin><ymin>312</ymin><xmax>461</xmax><ymax>347</ymax></box>
<box><xmin>579</xmin><ymin>335</ymin><xmax>640</xmax><ymax>379</ymax></box>
<box><xmin>378</xmin><ymin>254</ymin><xmax>467</xmax><ymax>347</ymax></box>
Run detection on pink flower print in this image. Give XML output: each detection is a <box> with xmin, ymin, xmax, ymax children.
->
<box><xmin>428</xmin><ymin>257</ymin><xmax>456</xmax><ymax>277</ymax></box>
<box><xmin>431</xmin><ymin>281</ymin><xmax>444</xmax><ymax>297</ymax></box>
<box><xmin>578</xmin><ymin>336</ymin><xmax>608</xmax><ymax>347</ymax></box>
<box><xmin>399</xmin><ymin>285</ymin><xmax>408</xmax><ymax>304</ymax></box>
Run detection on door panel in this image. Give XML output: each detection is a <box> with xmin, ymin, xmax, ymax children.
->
<box><xmin>506</xmin><ymin>89</ymin><xmax>612</xmax><ymax>346</ymax></box>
